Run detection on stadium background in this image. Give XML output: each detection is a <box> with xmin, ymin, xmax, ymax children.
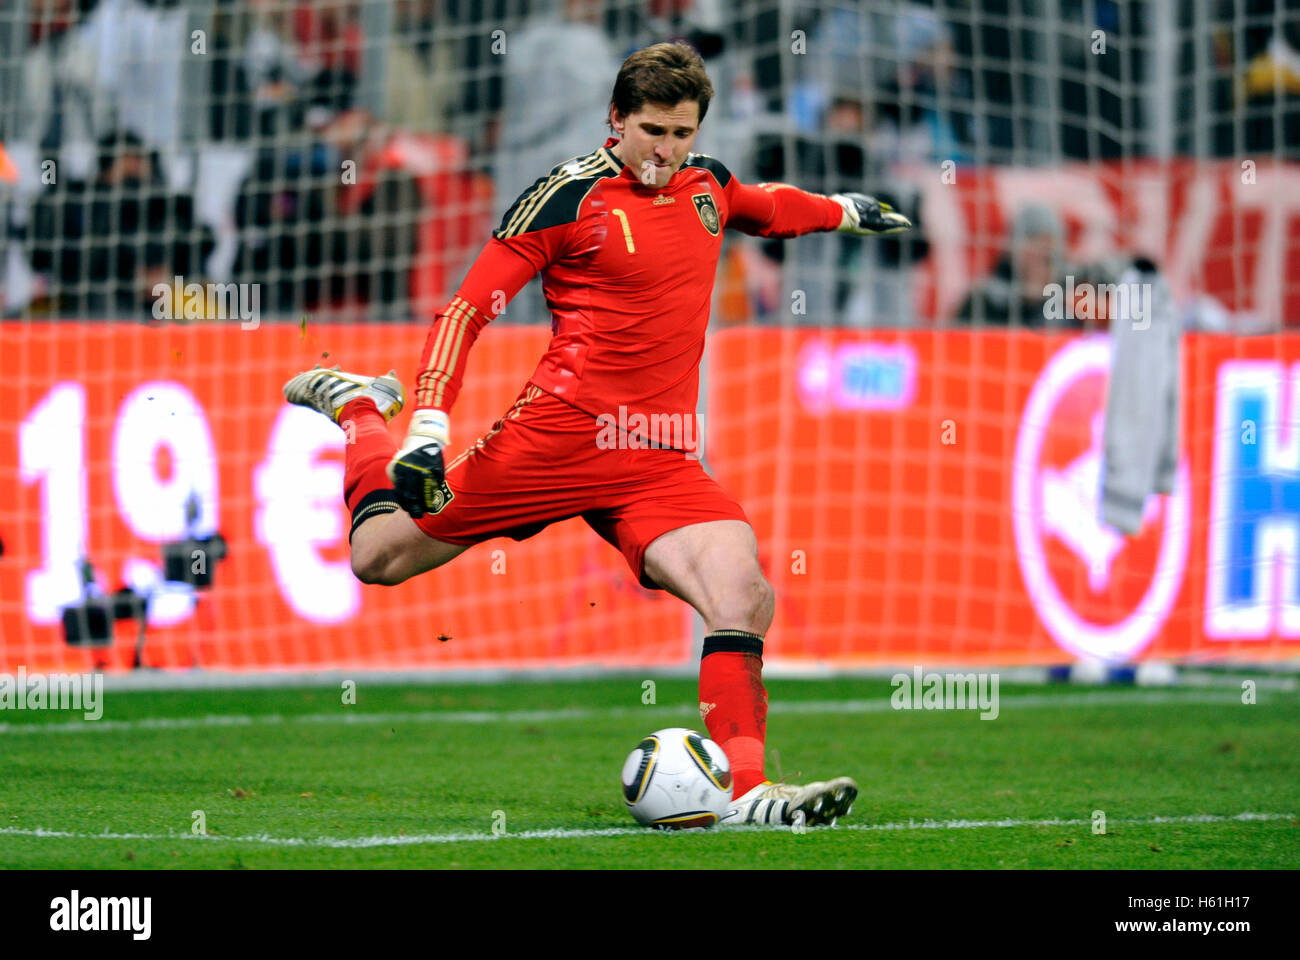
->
<box><xmin>1</xmin><ymin>0</ymin><xmax>1298</xmax><ymax>676</ymax></box>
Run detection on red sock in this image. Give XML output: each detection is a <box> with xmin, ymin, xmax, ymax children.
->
<box><xmin>698</xmin><ymin>630</ymin><xmax>768</xmax><ymax>798</ymax></box>
<box><xmin>340</xmin><ymin>398</ymin><xmax>396</xmax><ymax>513</ymax></box>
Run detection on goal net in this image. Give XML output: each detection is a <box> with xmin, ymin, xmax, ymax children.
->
<box><xmin>1</xmin><ymin>0</ymin><xmax>1297</xmax><ymax>676</ymax></box>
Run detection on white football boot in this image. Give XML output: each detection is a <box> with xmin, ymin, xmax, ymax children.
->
<box><xmin>283</xmin><ymin>366</ymin><xmax>405</xmax><ymax>425</ymax></box>
<box><xmin>721</xmin><ymin>777</ymin><xmax>858</xmax><ymax>828</ymax></box>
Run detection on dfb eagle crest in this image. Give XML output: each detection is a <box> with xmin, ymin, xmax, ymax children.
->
<box><xmin>692</xmin><ymin>193</ymin><xmax>720</xmax><ymax>236</ymax></box>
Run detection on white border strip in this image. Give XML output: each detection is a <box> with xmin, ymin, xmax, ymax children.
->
<box><xmin>0</xmin><ymin>813</ymin><xmax>1291</xmax><ymax>849</ymax></box>
<box><xmin>52</xmin><ymin>661</ymin><xmax>1300</xmax><ymax>694</ymax></box>
<box><xmin>0</xmin><ymin>690</ymin><xmax>1264</xmax><ymax>736</ymax></box>
<box><xmin>90</xmin><ymin>665</ymin><xmax>699</xmax><ymax>692</ymax></box>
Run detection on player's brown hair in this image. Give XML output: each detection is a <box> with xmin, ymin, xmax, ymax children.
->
<box><xmin>608</xmin><ymin>42</ymin><xmax>715</xmax><ymax>129</ymax></box>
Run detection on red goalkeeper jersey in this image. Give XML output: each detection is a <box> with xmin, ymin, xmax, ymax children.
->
<box><xmin>414</xmin><ymin>137</ymin><xmax>843</xmax><ymax>437</ymax></box>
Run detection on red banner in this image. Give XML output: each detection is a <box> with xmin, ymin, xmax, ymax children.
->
<box><xmin>906</xmin><ymin>159</ymin><xmax>1300</xmax><ymax>327</ymax></box>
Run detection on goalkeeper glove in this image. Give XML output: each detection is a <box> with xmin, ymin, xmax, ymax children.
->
<box><xmin>386</xmin><ymin>410</ymin><xmax>450</xmax><ymax>519</ymax></box>
<box><xmin>831</xmin><ymin>193</ymin><xmax>913</xmax><ymax>235</ymax></box>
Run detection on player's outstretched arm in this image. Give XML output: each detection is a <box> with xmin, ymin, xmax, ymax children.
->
<box><xmin>724</xmin><ymin>176</ymin><xmax>911</xmax><ymax>239</ymax></box>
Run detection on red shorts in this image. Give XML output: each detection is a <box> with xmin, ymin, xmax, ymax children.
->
<box><xmin>413</xmin><ymin>385</ymin><xmax>748</xmax><ymax>588</ymax></box>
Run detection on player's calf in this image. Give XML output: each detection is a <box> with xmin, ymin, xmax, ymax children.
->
<box><xmin>706</xmin><ymin>571</ymin><xmax>775</xmax><ymax>636</ymax></box>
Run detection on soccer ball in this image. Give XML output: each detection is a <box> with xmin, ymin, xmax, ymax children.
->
<box><xmin>621</xmin><ymin>727</ymin><xmax>733</xmax><ymax>829</ymax></box>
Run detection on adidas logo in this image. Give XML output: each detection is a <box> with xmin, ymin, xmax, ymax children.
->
<box><xmin>653</xmin><ymin>194</ymin><xmax>675</xmax><ymax>205</ymax></box>
<box><xmin>698</xmin><ymin>701</ymin><xmax>717</xmax><ymax>720</ymax></box>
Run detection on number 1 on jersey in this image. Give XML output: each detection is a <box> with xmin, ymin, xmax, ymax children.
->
<box><xmin>612</xmin><ymin>208</ymin><xmax>636</xmax><ymax>253</ymax></box>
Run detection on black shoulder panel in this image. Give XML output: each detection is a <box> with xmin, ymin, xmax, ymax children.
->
<box><xmin>683</xmin><ymin>153</ymin><xmax>733</xmax><ymax>189</ymax></box>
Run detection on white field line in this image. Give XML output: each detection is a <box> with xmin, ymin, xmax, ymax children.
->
<box><xmin>0</xmin><ymin>813</ymin><xmax>1292</xmax><ymax>849</ymax></box>
<box><xmin>0</xmin><ymin>690</ymin><xmax>1263</xmax><ymax>736</ymax></box>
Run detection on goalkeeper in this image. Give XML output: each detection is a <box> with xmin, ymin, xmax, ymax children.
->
<box><xmin>285</xmin><ymin>42</ymin><xmax>910</xmax><ymax>827</ymax></box>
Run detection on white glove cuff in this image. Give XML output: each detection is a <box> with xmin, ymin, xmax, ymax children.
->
<box><xmin>409</xmin><ymin>409</ymin><xmax>450</xmax><ymax>448</ymax></box>
<box><xmin>831</xmin><ymin>194</ymin><xmax>857</xmax><ymax>231</ymax></box>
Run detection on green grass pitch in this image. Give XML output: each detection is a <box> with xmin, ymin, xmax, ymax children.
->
<box><xmin>1</xmin><ymin>676</ymin><xmax>1296</xmax><ymax>868</ymax></box>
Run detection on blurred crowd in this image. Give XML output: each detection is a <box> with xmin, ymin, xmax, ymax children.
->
<box><xmin>0</xmin><ymin>0</ymin><xmax>1295</xmax><ymax>328</ymax></box>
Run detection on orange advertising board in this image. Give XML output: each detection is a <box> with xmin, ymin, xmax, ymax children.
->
<box><xmin>2</xmin><ymin>323</ymin><xmax>1298</xmax><ymax>673</ymax></box>
<box><xmin>708</xmin><ymin>328</ymin><xmax>1300</xmax><ymax>664</ymax></box>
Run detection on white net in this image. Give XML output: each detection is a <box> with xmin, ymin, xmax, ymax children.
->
<box><xmin>2</xmin><ymin>0</ymin><xmax>1294</xmax><ymax>327</ymax></box>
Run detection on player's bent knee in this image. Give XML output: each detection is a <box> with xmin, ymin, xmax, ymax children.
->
<box><xmin>755</xmin><ymin>576</ymin><xmax>776</xmax><ymax>626</ymax></box>
<box><xmin>747</xmin><ymin>576</ymin><xmax>776</xmax><ymax>633</ymax></box>
<box><xmin>350</xmin><ymin>551</ymin><xmax>386</xmax><ymax>586</ymax></box>
<box><xmin>713</xmin><ymin>571</ymin><xmax>775</xmax><ymax>634</ymax></box>
<box><xmin>350</xmin><ymin>541</ymin><xmax>408</xmax><ymax>587</ymax></box>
